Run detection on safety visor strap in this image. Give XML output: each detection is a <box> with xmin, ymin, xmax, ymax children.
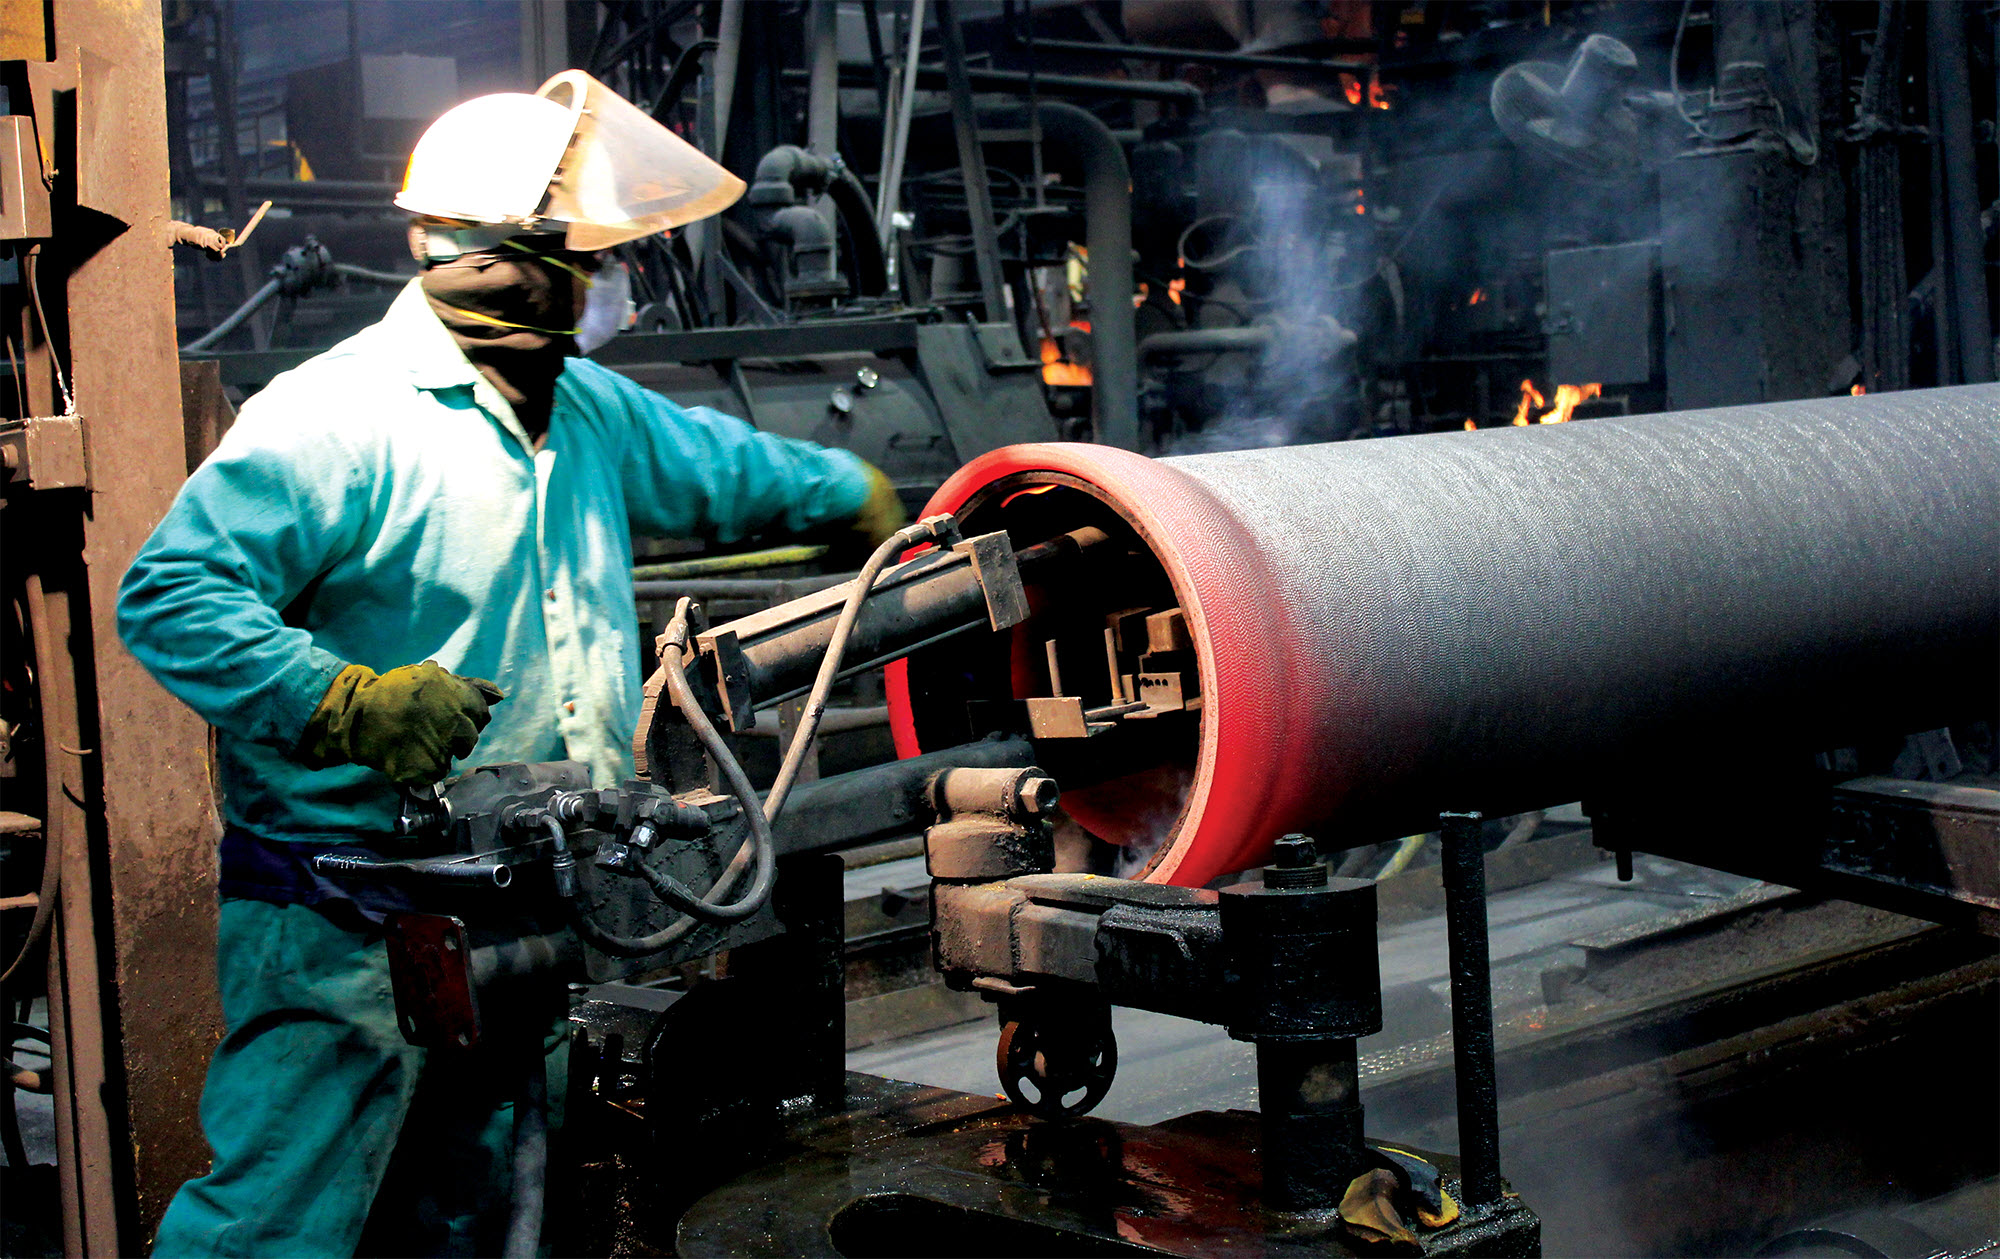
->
<box><xmin>500</xmin><ymin>238</ymin><xmax>599</xmax><ymax>284</ymax></box>
<box><xmin>431</xmin><ymin>299</ymin><xmax>579</xmax><ymax>338</ymax></box>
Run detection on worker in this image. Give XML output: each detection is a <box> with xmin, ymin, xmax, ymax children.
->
<box><xmin>118</xmin><ymin>72</ymin><xmax>903</xmax><ymax>1258</ymax></box>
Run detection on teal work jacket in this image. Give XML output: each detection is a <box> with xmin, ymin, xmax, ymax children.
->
<box><xmin>118</xmin><ymin>280</ymin><xmax>870</xmax><ymax>841</ymax></box>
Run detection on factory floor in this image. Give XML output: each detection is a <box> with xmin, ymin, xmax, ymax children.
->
<box><xmin>4</xmin><ymin>841</ymin><xmax>1993</xmax><ymax>1258</ymax></box>
<box><xmin>849</xmin><ymin>843</ymin><xmax>2000</xmax><ymax>1257</ymax></box>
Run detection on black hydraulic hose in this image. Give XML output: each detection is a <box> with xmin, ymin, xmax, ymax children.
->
<box><xmin>564</xmin><ymin>598</ymin><xmax>778</xmax><ymax>956</ymax></box>
<box><xmin>334</xmin><ymin>262</ymin><xmax>419</xmax><ymax>287</ymax></box>
<box><xmin>180</xmin><ymin>277</ymin><xmax>280</xmax><ymax>353</ymax></box>
<box><xmin>648</xmin><ymin>612</ymin><xmax>776</xmax><ymax>921</ymax></box>
<box><xmin>762</xmin><ymin>517</ymin><xmax>954</xmax><ymax>820</ymax></box>
<box><xmin>571</xmin><ymin>518</ymin><xmax>955</xmax><ymax>955</ymax></box>
<box><xmin>826</xmin><ymin>168</ymin><xmax>889</xmax><ymax>297</ymax></box>
<box><xmin>501</xmin><ymin>1047</ymin><xmax>548</xmax><ymax>1259</ymax></box>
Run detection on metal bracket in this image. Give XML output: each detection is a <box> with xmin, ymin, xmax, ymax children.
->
<box><xmin>704</xmin><ymin>629</ymin><xmax>755</xmax><ymax>733</ymax></box>
<box><xmin>384</xmin><ymin>912</ymin><xmax>481</xmax><ymax>1049</ymax></box>
<box><xmin>950</xmin><ymin>530</ymin><xmax>1028</xmax><ymax>631</ymax></box>
<box><xmin>0</xmin><ymin>415</ymin><xmax>87</xmax><ymax>489</ymax></box>
<box><xmin>0</xmin><ymin>115</ymin><xmax>50</xmax><ymax>240</ymax></box>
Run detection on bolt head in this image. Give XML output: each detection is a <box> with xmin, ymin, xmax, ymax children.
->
<box><xmin>1273</xmin><ymin>833</ymin><xmax>1317</xmax><ymax>867</ymax></box>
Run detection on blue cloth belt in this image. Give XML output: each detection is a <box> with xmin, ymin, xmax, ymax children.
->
<box><xmin>219</xmin><ymin>828</ymin><xmax>418</xmax><ymax>926</ymax></box>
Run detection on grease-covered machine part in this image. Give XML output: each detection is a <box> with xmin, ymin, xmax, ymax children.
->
<box><xmin>888</xmin><ymin>386</ymin><xmax>2000</xmax><ymax>887</ymax></box>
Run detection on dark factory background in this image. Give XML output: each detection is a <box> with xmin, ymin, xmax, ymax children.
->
<box><xmin>2</xmin><ymin>4</ymin><xmax>1996</xmax><ymax>1259</ymax></box>
<box><xmin>163</xmin><ymin>0</ymin><xmax>1996</xmax><ymax>466</ymax></box>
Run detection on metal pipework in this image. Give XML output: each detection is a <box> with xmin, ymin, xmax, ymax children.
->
<box><xmin>982</xmin><ymin>102</ymin><xmax>1140</xmax><ymax>452</ymax></box>
<box><xmin>894</xmin><ymin>385</ymin><xmax>2000</xmax><ymax>886</ymax></box>
<box><xmin>312</xmin><ymin>851</ymin><xmax>517</xmax><ymax>888</ymax></box>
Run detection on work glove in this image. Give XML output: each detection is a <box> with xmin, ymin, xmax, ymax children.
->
<box><xmin>849</xmin><ymin>461</ymin><xmax>908</xmax><ymax>552</ymax></box>
<box><xmin>298</xmin><ymin>661</ymin><xmax>505</xmax><ymax>787</ymax></box>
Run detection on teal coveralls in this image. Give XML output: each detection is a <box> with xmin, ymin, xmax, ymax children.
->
<box><xmin>117</xmin><ymin>280</ymin><xmax>870</xmax><ymax>1257</ymax></box>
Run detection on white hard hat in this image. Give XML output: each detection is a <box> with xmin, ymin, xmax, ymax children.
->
<box><xmin>396</xmin><ymin>70</ymin><xmax>745</xmax><ymax>250</ymax></box>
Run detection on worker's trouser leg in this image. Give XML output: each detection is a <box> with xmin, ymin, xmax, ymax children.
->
<box><xmin>152</xmin><ymin>898</ymin><xmax>563</xmax><ymax>1259</ymax></box>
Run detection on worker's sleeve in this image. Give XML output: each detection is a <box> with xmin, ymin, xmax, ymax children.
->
<box><xmin>593</xmin><ymin>364</ymin><xmax>873</xmax><ymax>541</ymax></box>
<box><xmin>116</xmin><ymin>408</ymin><xmax>368</xmax><ymax>749</ymax></box>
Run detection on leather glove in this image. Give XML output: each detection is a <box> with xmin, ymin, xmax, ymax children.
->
<box><xmin>299</xmin><ymin>661</ymin><xmax>505</xmax><ymax>787</ymax></box>
<box><xmin>849</xmin><ymin>461</ymin><xmax>908</xmax><ymax>552</ymax></box>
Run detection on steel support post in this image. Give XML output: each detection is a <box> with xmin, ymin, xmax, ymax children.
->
<box><xmin>1440</xmin><ymin>810</ymin><xmax>1503</xmax><ymax>1207</ymax></box>
<box><xmin>24</xmin><ymin>2</ymin><xmax>226</xmax><ymax>1250</ymax></box>
<box><xmin>1928</xmin><ymin>0</ymin><xmax>1993</xmax><ymax>383</ymax></box>
<box><xmin>1254</xmin><ymin>1037</ymin><xmax>1364</xmax><ymax>1210</ymax></box>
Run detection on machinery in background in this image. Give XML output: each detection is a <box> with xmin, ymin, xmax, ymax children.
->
<box><xmin>175</xmin><ymin>2</ymin><xmax>1990</xmax><ymax>464</ymax></box>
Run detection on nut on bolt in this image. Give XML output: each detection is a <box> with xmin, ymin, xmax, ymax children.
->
<box><xmin>1016</xmin><ymin>776</ymin><xmax>1059</xmax><ymax>815</ymax></box>
<box><xmin>1264</xmin><ymin>833</ymin><xmax>1329</xmax><ymax>889</ymax></box>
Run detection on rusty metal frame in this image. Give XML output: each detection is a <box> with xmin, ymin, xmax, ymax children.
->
<box><xmin>11</xmin><ymin>2</ymin><xmax>223</xmax><ymax>1252</ymax></box>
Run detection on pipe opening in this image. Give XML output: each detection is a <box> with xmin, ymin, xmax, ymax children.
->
<box><xmin>902</xmin><ymin>473</ymin><xmax>1201</xmax><ymax>877</ymax></box>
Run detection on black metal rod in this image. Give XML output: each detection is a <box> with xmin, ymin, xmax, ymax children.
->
<box><xmin>1440</xmin><ymin>809</ymin><xmax>1502</xmax><ymax>1206</ymax></box>
<box><xmin>1014</xmin><ymin>33</ymin><xmax>1373</xmax><ymax>75</ymax></box>
<box><xmin>933</xmin><ymin>0</ymin><xmax>1008</xmax><ymax>325</ymax></box>
<box><xmin>634</xmin><ymin>575</ymin><xmax>850</xmax><ymax>600</ymax></box>
<box><xmin>831</xmin><ymin>62</ymin><xmax>1207</xmax><ymax>105</ymax></box>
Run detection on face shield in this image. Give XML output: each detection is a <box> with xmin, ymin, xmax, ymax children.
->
<box><xmin>536</xmin><ymin>71</ymin><xmax>746</xmax><ymax>250</ymax></box>
<box><xmin>397</xmin><ymin>71</ymin><xmax>745</xmax><ymax>252</ymax></box>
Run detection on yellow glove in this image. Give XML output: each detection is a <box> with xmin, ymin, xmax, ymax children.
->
<box><xmin>850</xmin><ymin>462</ymin><xmax>908</xmax><ymax>551</ymax></box>
<box><xmin>299</xmin><ymin>661</ymin><xmax>505</xmax><ymax>787</ymax></box>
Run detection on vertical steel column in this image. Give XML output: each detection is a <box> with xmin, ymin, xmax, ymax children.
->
<box><xmin>874</xmin><ymin>0</ymin><xmax>926</xmax><ymax>251</ymax></box>
<box><xmin>1440</xmin><ymin>810</ymin><xmax>1502</xmax><ymax>1207</ymax></box>
<box><xmin>805</xmin><ymin>0</ymin><xmax>840</xmax><ymax>158</ymax></box>
<box><xmin>25</xmin><ymin>565</ymin><xmax>118</xmax><ymax>1259</ymax></box>
<box><xmin>1927</xmin><ymin>0</ymin><xmax>1993</xmax><ymax>383</ymax></box>
<box><xmin>25</xmin><ymin>2</ymin><xmax>228</xmax><ymax>1251</ymax></box>
<box><xmin>1854</xmin><ymin>1</ymin><xmax>1909</xmax><ymax>393</ymax></box>
<box><xmin>933</xmin><ymin>0</ymin><xmax>1007</xmax><ymax>324</ymax></box>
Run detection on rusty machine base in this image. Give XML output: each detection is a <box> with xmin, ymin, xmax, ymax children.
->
<box><xmin>671</xmin><ymin>1074</ymin><xmax>1539</xmax><ymax>1258</ymax></box>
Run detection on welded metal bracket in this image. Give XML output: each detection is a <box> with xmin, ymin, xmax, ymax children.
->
<box><xmin>950</xmin><ymin>530</ymin><xmax>1028</xmax><ymax>630</ymax></box>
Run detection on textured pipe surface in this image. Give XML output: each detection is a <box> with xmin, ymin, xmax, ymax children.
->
<box><xmin>890</xmin><ymin>386</ymin><xmax>2000</xmax><ymax>886</ymax></box>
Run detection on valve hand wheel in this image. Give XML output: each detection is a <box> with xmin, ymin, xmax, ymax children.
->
<box><xmin>995</xmin><ymin>1002</ymin><xmax>1117</xmax><ymax>1121</ymax></box>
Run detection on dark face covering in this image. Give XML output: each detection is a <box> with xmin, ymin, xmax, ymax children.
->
<box><xmin>420</xmin><ymin>251</ymin><xmax>585</xmax><ymax>443</ymax></box>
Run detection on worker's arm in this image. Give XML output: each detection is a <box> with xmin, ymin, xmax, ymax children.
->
<box><xmin>116</xmin><ymin>404</ymin><xmax>369</xmax><ymax>749</ymax></box>
<box><xmin>575</xmin><ymin>360</ymin><xmax>889</xmax><ymax>543</ymax></box>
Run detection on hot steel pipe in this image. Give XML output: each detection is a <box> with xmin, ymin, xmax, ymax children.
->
<box><xmin>889</xmin><ymin>386</ymin><xmax>2000</xmax><ymax>886</ymax></box>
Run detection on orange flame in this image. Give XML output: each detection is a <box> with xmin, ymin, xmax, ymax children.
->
<box><xmin>1041</xmin><ymin>337</ymin><xmax>1092</xmax><ymax>387</ymax></box>
<box><xmin>1341</xmin><ymin>74</ymin><xmax>1363</xmax><ymax>107</ymax></box>
<box><xmin>1468</xmin><ymin>288</ymin><xmax>1486</xmax><ymax>306</ymax></box>
<box><xmin>1463</xmin><ymin>419</ymin><xmax>1477</xmax><ymax>431</ymax></box>
<box><xmin>1537</xmin><ymin>382</ymin><xmax>1602</xmax><ymax>424</ymax></box>
<box><xmin>1368</xmin><ymin>72</ymin><xmax>1391</xmax><ymax>110</ymax></box>
<box><xmin>1850</xmin><ymin>383</ymin><xmax>1866</xmax><ymax>395</ymax></box>
<box><xmin>1510</xmin><ymin>379</ymin><xmax>1544</xmax><ymax>425</ymax></box>
<box><xmin>1509</xmin><ymin>379</ymin><xmax>1603</xmax><ymax>425</ymax></box>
